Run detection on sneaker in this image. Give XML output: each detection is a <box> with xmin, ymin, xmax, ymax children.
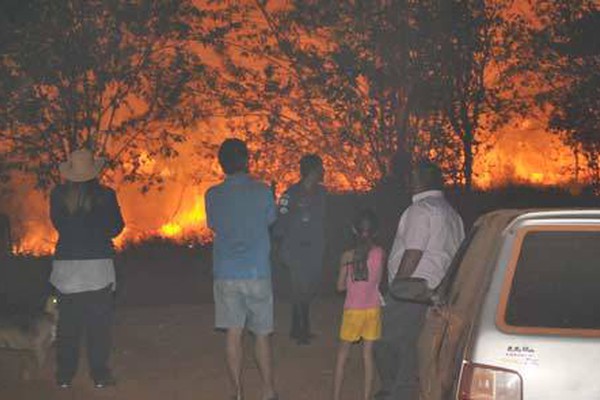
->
<box><xmin>56</xmin><ymin>381</ymin><xmax>71</xmax><ymax>389</ymax></box>
<box><xmin>93</xmin><ymin>376</ymin><xmax>116</xmax><ymax>388</ymax></box>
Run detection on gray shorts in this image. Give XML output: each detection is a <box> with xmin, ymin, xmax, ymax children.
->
<box><xmin>214</xmin><ymin>279</ymin><xmax>273</xmax><ymax>335</ymax></box>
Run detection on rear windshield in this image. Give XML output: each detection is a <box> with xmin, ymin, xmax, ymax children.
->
<box><xmin>505</xmin><ymin>230</ymin><xmax>600</xmax><ymax>329</ymax></box>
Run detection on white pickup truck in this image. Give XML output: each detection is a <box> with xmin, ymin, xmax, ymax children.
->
<box><xmin>419</xmin><ymin>209</ymin><xmax>600</xmax><ymax>400</ymax></box>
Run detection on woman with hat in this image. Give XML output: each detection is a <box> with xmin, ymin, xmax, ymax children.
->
<box><xmin>49</xmin><ymin>148</ymin><xmax>125</xmax><ymax>388</ymax></box>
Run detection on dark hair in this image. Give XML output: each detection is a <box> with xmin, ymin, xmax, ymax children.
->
<box><xmin>414</xmin><ymin>159</ymin><xmax>443</xmax><ymax>189</ymax></box>
<box><xmin>300</xmin><ymin>154</ymin><xmax>323</xmax><ymax>179</ymax></box>
<box><xmin>218</xmin><ymin>139</ymin><xmax>249</xmax><ymax>175</ymax></box>
<box><xmin>62</xmin><ymin>179</ymin><xmax>103</xmax><ymax>215</ymax></box>
<box><xmin>350</xmin><ymin>209</ymin><xmax>378</xmax><ymax>282</ymax></box>
<box><xmin>352</xmin><ymin>209</ymin><xmax>379</xmax><ymax>238</ymax></box>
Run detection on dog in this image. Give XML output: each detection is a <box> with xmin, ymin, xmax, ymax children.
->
<box><xmin>0</xmin><ymin>295</ymin><xmax>58</xmax><ymax>379</ymax></box>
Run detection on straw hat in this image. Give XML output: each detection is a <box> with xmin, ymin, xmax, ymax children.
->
<box><xmin>59</xmin><ymin>149</ymin><xmax>105</xmax><ymax>182</ymax></box>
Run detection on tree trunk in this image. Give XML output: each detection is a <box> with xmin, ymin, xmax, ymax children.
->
<box><xmin>463</xmin><ymin>133</ymin><xmax>473</xmax><ymax>192</ymax></box>
<box><xmin>592</xmin><ymin>154</ymin><xmax>600</xmax><ymax>195</ymax></box>
<box><xmin>573</xmin><ymin>146</ymin><xmax>580</xmax><ymax>184</ymax></box>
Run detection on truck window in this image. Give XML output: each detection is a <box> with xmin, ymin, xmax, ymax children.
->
<box><xmin>505</xmin><ymin>230</ymin><xmax>600</xmax><ymax>329</ymax></box>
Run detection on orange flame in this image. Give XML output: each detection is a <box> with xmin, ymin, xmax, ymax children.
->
<box><xmin>157</xmin><ymin>195</ymin><xmax>210</xmax><ymax>239</ymax></box>
<box><xmin>0</xmin><ymin>118</ymin><xmax>588</xmax><ymax>256</ymax></box>
<box><xmin>475</xmin><ymin>120</ymin><xmax>577</xmax><ymax>190</ymax></box>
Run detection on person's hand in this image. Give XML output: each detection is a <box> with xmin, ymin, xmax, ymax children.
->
<box><xmin>430</xmin><ymin>295</ymin><xmax>450</xmax><ymax>319</ymax></box>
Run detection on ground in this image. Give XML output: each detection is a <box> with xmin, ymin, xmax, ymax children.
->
<box><xmin>0</xmin><ymin>301</ymin><xmax>375</xmax><ymax>400</ymax></box>
<box><xmin>0</xmin><ymin>245</ymin><xmax>370</xmax><ymax>400</ymax></box>
<box><xmin>4</xmin><ymin>186</ymin><xmax>591</xmax><ymax>399</ymax></box>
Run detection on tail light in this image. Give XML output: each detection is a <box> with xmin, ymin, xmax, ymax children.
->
<box><xmin>458</xmin><ymin>362</ymin><xmax>522</xmax><ymax>400</ymax></box>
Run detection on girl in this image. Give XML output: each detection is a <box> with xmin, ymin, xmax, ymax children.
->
<box><xmin>333</xmin><ymin>210</ymin><xmax>385</xmax><ymax>400</ymax></box>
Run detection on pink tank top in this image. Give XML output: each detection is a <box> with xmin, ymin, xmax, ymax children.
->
<box><xmin>344</xmin><ymin>246</ymin><xmax>384</xmax><ymax>310</ymax></box>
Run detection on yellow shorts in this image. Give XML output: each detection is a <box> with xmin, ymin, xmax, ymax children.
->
<box><xmin>339</xmin><ymin>308</ymin><xmax>381</xmax><ymax>342</ymax></box>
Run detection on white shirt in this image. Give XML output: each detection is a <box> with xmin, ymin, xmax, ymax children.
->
<box><xmin>387</xmin><ymin>190</ymin><xmax>465</xmax><ymax>289</ymax></box>
<box><xmin>50</xmin><ymin>259</ymin><xmax>115</xmax><ymax>294</ymax></box>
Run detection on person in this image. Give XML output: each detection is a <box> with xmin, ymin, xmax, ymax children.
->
<box><xmin>333</xmin><ymin>210</ymin><xmax>385</xmax><ymax>400</ymax></box>
<box><xmin>205</xmin><ymin>139</ymin><xmax>278</xmax><ymax>400</ymax></box>
<box><xmin>273</xmin><ymin>154</ymin><xmax>327</xmax><ymax>345</ymax></box>
<box><xmin>49</xmin><ymin>148</ymin><xmax>125</xmax><ymax>389</ymax></box>
<box><xmin>374</xmin><ymin>160</ymin><xmax>465</xmax><ymax>400</ymax></box>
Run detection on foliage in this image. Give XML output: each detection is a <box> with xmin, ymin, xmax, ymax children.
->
<box><xmin>438</xmin><ymin>0</ymin><xmax>522</xmax><ymax>189</ymax></box>
<box><xmin>527</xmin><ymin>0</ymin><xmax>600</xmax><ymax>187</ymax></box>
<box><xmin>206</xmin><ymin>0</ymin><xmax>520</xmax><ymax>190</ymax></box>
<box><xmin>0</xmin><ymin>0</ymin><xmax>229</xmax><ymax>190</ymax></box>
<box><xmin>1</xmin><ymin>0</ymin><xmax>586</xmax><ymax>193</ymax></box>
<box><xmin>195</xmin><ymin>1</ymin><xmax>384</xmax><ymax>190</ymax></box>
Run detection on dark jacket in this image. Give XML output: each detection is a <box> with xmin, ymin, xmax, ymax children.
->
<box><xmin>273</xmin><ymin>182</ymin><xmax>327</xmax><ymax>267</ymax></box>
<box><xmin>50</xmin><ymin>182</ymin><xmax>125</xmax><ymax>260</ymax></box>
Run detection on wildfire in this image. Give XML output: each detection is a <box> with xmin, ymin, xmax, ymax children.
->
<box><xmin>2</xmin><ymin>118</ymin><xmax>584</xmax><ymax>257</ymax></box>
<box><xmin>160</xmin><ymin>223</ymin><xmax>184</xmax><ymax>237</ymax></box>
<box><xmin>0</xmin><ymin>148</ymin><xmax>217</xmax><ymax>255</ymax></box>
<box><xmin>157</xmin><ymin>195</ymin><xmax>210</xmax><ymax>240</ymax></box>
<box><xmin>474</xmin><ymin>119</ymin><xmax>576</xmax><ymax>190</ymax></box>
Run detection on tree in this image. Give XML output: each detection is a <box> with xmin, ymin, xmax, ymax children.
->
<box><xmin>527</xmin><ymin>1</ymin><xmax>600</xmax><ymax>188</ymax></box>
<box><xmin>193</xmin><ymin>1</ymin><xmax>391</xmax><ymax>190</ymax></box>
<box><xmin>438</xmin><ymin>0</ymin><xmax>520</xmax><ymax>190</ymax></box>
<box><xmin>203</xmin><ymin>0</ymin><xmax>451</xmax><ymax>189</ymax></box>
<box><xmin>0</xmin><ymin>0</ymin><xmax>229</xmax><ymax>190</ymax></box>
<box><xmin>207</xmin><ymin>0</ymin><xmax>520</xmax><ymax>190</ymax></box>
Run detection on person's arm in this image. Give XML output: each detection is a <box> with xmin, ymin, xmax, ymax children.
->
<box><xmin>271</xmin><ymin>189</ymin><xmax>292</xmax><ymax>240</ymax></box>
<box><xmin>205</xmin><ymin>188</ymin><xmax>215</xmax><ymax>231</ymax></box>
<box><xmin>337</xmin><ymin>251</ymin><xmax>352</xmax><ymax>292</ymax></box>
<box><xmin>104</xmin><ymin>189</ymin><xmax>125</xmax><ymax>238</ymax></box>
<box><xmin>377</xmin><ymin>248</ymin><xmax>388</xmax><ymax>294</ymax></box>
<box><xmin>391</xmin><ymin>205</ymin><xmax>429</xmax><ymax>283</ymax></box>
<box><xmin>266</xmin><ymin>188</ymin><xmax>277</xmax><ymax>227</ymax></box>
<box><xmin>392</xmin><ymin>249</ymin><xmax>423</xmax><ymax>284</ymax></box>
<box><xmin>49</xmin><ymin>187</ymin><xmax>67</xmax><ymax>232</ymax></box>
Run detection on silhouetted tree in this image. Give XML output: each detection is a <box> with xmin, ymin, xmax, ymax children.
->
<box><xmin>438</xmin><ymin>0</ymin><xmax>521</xmax><ymax>190</ymax></box>
<box><xmin>208</xmin><ymin>0</ymin><xmax>521</xmax><ymax>190</ymax></box>
<box><xmin>528</xmin><ymin>0</ymin><xmax>600</xmax><ymax>188</ymax></box>
<box><xmin>0</xmin><ymin>0</ymin><xmax>229</xmax><ymax>190</ymax></box>
<box><xmin>264</xmin><ymin>0</ymin><xmax>446</xmax><ymax>185</ymax></box>
<box><xmin>195</xmin><ymin>1</ymin><xmax>391</xmax><ymax>190</ymax></box>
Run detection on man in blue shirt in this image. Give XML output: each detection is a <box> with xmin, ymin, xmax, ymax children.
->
<box><xmin>205</xmin><ymin>139</ymin><xmax>278</xmax><ymax>400</ymax></box>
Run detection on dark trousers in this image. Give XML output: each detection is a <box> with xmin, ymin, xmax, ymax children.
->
<box><xmin>374</xmin><ymin>297</ymin><xmax>428</xmax><ymax>400</ymax></box>
<box><xmin>290</xmin><ymin>302</ymin><xmax>311</xmax><ymax>339</ymax></box>
<box><xmin>56</xmin><ymin>286</ymin><xmax>114</xmax><ymax>382</ymax></box>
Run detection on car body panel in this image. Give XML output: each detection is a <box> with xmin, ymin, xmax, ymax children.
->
<box><xmin>418</xmin><ymin>209</ymin><xmax>600</xmax><ymax>400</ymax></box>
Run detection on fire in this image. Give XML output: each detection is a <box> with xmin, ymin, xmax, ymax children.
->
<box><xmin>0</xmin><ymin>112</ymin><xmax>590</xmax><ymax>257</ymax></box>
<box><xmin>112</xmin><ymin>176</ymin><xmax>214</xmax><ymax>248</ymax></box>
<box><xmin>0</xmin><ymin>1</ymin><xmax>592</xmax><ymax>256</ymax></box>
<box><xmin>0</xmin><ymin>146</ymin><xmax>218</xmax><ymax>255</ymax></box>
<box><xmin>160</xmin><ymin>223</ymin><xmax>183</xmax><ymax>237</ymax></box>
<box><xmin>2</xmin><ymin>121</ymin><xmax>585</xmax><ymax>257</ymax></box>
<box><xmin>157</xmin><ymin>195</ymin><xmax>209</xmax><ymax>239</ymax></box>
<box><xmin>474</xmin><ymin>119</ymin><xmax>576</xmax><ymax>190</ymax></box>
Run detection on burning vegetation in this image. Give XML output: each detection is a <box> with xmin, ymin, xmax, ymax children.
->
<box><xmin>0</xmin><ymin>0</ymin><xmax>598</xmax><ymax>254</ymax></box>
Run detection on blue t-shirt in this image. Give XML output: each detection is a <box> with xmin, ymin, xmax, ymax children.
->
<box><xmin>205</xmin><ymin>174</ymin><xmax>277</xmax><ymax>280</ymax></box>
